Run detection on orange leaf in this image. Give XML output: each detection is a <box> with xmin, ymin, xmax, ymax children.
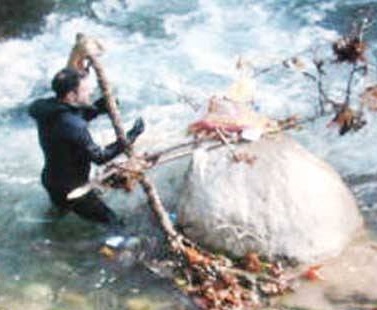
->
<box><xmin>301</xmin><ymin>264</ymin><xmax>324</xmax><ymax>281</ymax></box>
<box><xmin>244</xmin><ymin>252</ymin><xmax>262</xmax><ymax>273</ymax></box>
<box><xmin>99</xmin><ymin>245</ymin><xmax>116</xmax><ymax>259</ymax></box>
<box><xmin>184</xmin><ymin>247</ymin><xmax>211</xmax><ymax>265</ymax></box>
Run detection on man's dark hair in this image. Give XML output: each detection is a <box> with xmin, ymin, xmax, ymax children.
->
<box><xmin>51</xmin><ymin>68</ymin><xmax>87</xmax><ymax>99</ymax></box>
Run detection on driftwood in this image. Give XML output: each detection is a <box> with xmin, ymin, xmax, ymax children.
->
<box><xmin>67</xmin><ymin>33</ymin><xmax>182</xmax><ymax>239</ymax></box>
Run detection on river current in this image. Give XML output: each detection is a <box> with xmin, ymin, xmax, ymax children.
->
<box><xmin>0</xmin><ymin>0</ymin><xmax>377</xmax><ymax>309</ymax></box>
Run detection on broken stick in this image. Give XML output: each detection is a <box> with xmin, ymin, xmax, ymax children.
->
<box><xmin>67</xmin><ymin>32</ymin><xmax>184</xmax><ymax>246</ymax></box>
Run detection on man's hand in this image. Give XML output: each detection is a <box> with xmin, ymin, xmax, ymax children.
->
<box><xmin>67</xmin><ymin>33</ymin><xmax>105</xmax><ymax>71</ymax></box>
<box><xmin>127</xmin><ymin>117</ymin><xmax>145</xmax><ymax>144</ymax></box>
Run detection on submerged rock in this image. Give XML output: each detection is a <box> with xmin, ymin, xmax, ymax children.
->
<box><xmin>281</xmin><ymin>240</ymin><xmax>377</xmax><ymax>309</ymax></box>
<box><xmin>178</xmin><ymin>134</ymin><xmax>364</xmax><ymax>262</ymax></box>
<box><xmin>59</xmin><ymin>291</ymin><xmax>91</xmax><ymax>310</ymax></box>
<box><xmin>125</xmin><ymin>295</ymin><xmax>178</xmax><ymax>310</ymax></box>
<box><xmin>22</xmin><ymin>283</ymin><xmax>53</xmax><ymax>302</ymax></box>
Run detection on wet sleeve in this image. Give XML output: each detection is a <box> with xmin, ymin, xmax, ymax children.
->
<box><xmin>81</xmin><ymin>98</ymin><xmax>107</xmax><ymax>121</ymax></box>
<box><xmin>83</xmin><ymin>132</ymin><xmax>124</xmax><ymax>165</ymax></box>
<box><xmin>81</xmin><ymin>106</ymin><xmax>100</xmax><ymax>121</ymax></box>
<box><xmin>82</xmin><ymin>97</ymin><xmax>121</xmax><ymax>121</ymax></box>
<box><xmin>63</xmin><ymin>118</ymin><xmax>124</xmax><ymax>165</ymax></box>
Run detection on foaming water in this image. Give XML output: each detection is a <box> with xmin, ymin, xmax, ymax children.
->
<box><xmin>0</xmin><ymin>0</ymin><xmax>377</xmax><ymax>308</ymax></box>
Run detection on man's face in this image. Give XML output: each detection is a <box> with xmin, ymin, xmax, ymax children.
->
<box><xmin>74</xmin><ymin>76</ymin><xmax>93</xmax><ymax>106</ymax></box>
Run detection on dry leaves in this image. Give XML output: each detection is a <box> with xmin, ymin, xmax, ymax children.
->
<box><xmin>332</xmin><ymin>36</ymin><xmax>367</xmax><ymax>64</ymax></box>
<box><xmin>278</xmin><ymin>115</ymin><xmax>301</xmax><ymax>130</ymax></box>
<box><xmin>176</xmin><ymin>249</ymin><xmax>300</xmax><ymax>309</ymax></box>
<box><xmin>189</xmin><ymin>95</ymin><xmax>278</xmax><ymax>139</ymax></box>
<box><xmin>243</xmin><ymin>252</ymin><xmax>262</xmax><ymax>273</ymax></box>
<box><xmin>102</xmin><ymin>157</ymin><xmax>151</xmax><ymax>192</ymax></box>
<box><xmin>233</xmin><ymin>152</ymin><xmax>257</xmax><ymax>166</ymax></box>
<box><xmin>361</xmin><ymin>85</ymin><xmax>377</xmax><ymax>111</ymax></box>
<box><xmin>327</xmin><ymin>105</ymin><xmax>366</xmax><ymax>135</ymax></box>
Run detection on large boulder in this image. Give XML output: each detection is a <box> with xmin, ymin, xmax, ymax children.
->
<box><xmin>177</xmin><ymin>134</ymin><xmax>364</xmax><ymax>262</ymax></box>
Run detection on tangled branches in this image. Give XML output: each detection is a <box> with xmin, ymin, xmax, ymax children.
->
<box><xmin>332</xmin><ymin>36</ymin><xmax>367</xmax><ymax>64</ymax></box>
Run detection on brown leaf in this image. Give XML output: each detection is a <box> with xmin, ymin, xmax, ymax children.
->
<box><xmin>184</xmin><ymin>247</ymin><xmax>211</xmax><ymax>266</ymax></box>
<box><xmin>278</xmin><ymin>115</ymin><xmax>300</xmax><ymax>130</ymax></box>
<box><xmin>99</xmin><ymin>245</ymin><xmax>116</xmax><ymax>259</ymax></box>
<box><xmin>268</xmin><ymin>261</ymin><xmax>284</xmax><ymax>278</ymax></box>
<box><xmin>332</xmin><ymin>36</ymin><xmax>367</xmax><ymax>63</ymax></box>
<box><xmin>233</xmin><ymin>152</ymin><xmax>257</xmax><ymax>166</ymax></box>
<box><xmin>361</xmin><ymin>85</ymin><xmax>377</xmax><ymax>111</ymax></box>
<box><xmin>192</xmin><ymin>296</ymin><xmax>211</xmax><ymax>310</ymax></box>
<box><xmin>243</xmin><ymin>252</ymin><xmax>262</xmax><ymax>273</ymax></box>
<box><xmin>327</xmin><ymin>106</ymin><xmax>365</xmax><ymax>135</ymax></box>
<box><xmin>220</xmin><ymin>273</ymin><xmax>238</xmax><ymax>287</ymax></box>
<box><xmin>301</xmin><ymin>264</ymin><xmax>324</xmax><ymax>281</ymax></box>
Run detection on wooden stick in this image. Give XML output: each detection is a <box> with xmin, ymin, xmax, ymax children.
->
<box><xmin>73</xmin><ymin>33</ymin><xmax>185</xmax><ymax>250</ymax></box>
<box><xmin>88</xmin><ymin>56</ymin><xmax>129</xmax><ymax>147</ymax></box>
<box><xmin>139</xmin><ymin>177</ymin><xmax>180</xmax><ymax>242</ymax></box>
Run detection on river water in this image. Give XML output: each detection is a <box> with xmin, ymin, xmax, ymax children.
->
<box><xmin>0</xmin><ymin>0</ymin><xmax>377</xmax><ymax>309</ymax></box>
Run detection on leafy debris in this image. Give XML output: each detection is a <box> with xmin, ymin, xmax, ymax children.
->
<box><xmin>361</xmin><ymin>85</ymin><xmax>377</xmax><ymax>111</ymax></box>
<box><xmin>327</xmin><ymin>105</ymin><xmax>366</xmax><ymax>135</ymax></box>
<box><xmin>332</xmin><ymin>36</ymin><xmax>367</xmax><ymax>64</ymax></box>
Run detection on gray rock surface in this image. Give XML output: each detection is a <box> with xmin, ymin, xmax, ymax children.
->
<box><xmin>177</xmin><ymin>134</ymin><xmax>364</xmax><ymax>262</ymax></box>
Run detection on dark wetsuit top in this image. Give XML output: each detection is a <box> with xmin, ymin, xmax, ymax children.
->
<box><xmin>28</xmin><ymin>97</ymin><xmax>123</xmax><ymax>225</ymax></box>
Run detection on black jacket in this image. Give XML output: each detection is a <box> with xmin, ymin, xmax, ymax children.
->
<box><xmin>29</xmin><ymin>97</ymin><xmax>123</xmax><ymax>194</ymax></box>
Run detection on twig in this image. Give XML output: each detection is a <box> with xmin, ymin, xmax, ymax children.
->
<box><xmin>139</xmin><ymin>177</ymin><xmax>179</xmax><ymax>241</ymax></box>
<box><xmin>253</xmin><ymin>45</ymin><xmax>325</xmax><ymax>78</ymax></box>
<box><xmin>312</xmin><ymin>59</ymin><xmax>345</xmax><ymax>113</ymax></box>
<box><xmin>215</xmin><ymin>128</ymin><xmax>238</xmax><ymax>158</ymax></box>
<box><xmin>314</xmin><ymin>60</ymin><xmax>326</xmax><ymax>115</ymax></box>
<box><xmin>144</xmin><ymin>139</ymin><xmax>202</xmax><ymax>163</ymax></box>
<box><xmin>153</xmin><ymin>82</ymin><xmax>203</xmax><ymax>112</ymax></box>
<box><xmin>345</xmin><ymin>63</ymin><xmax>367</xmax><ymax>106</ymax></box>
<box><xmin>345</xmin><ymin>63</ymin><xmax>357</xmax><ymax>106</ymax></box>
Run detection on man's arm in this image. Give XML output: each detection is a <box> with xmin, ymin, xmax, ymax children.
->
<box><xmin>81</xmin><ymin>97</ymin><xmax>108</xmax><ymax>121</ymax></box>
<box><xmin>82</xmin><ymin>97</ymin><xmax>121</xmax><ymax>121</ymax></box>
<box><xmin>62</xmin><ymin>115</ymin><xmax>125</xmax><ymax>165</ymax></box>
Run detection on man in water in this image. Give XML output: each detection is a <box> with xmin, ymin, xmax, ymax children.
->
<box><xmin>29</xmin><ymin>67</ymin><xmax>144</xmax><ymax>228</ymax></box>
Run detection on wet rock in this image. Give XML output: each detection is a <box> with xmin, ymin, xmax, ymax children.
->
<box><xmin>59</xmin><ymin>290</ymin><xmax>91</xmax><ymax>310</ymax></box>
<box><xmin>89</xmin><ymin>289</ymin><xmax>122</xmax><ymax>309</ymax></box>
<box><xmin>0</xmin><ymin>0</ymin><xmax>54</xmax><ymax>38</ymax></box>
<box><xmin>178</xmin><ymin>134</ymin><xmax>364</xmax><ymax>262</ymax></box>
<box><xmin>281</xmin><ymin>240</ymin><xmax>377</xmax><ymax>309</ymax></box>
<box><xmin>0</xmin><ymin>299</ymin><xmax>51</xmax><ymax>310</ymax></box>
<box><xmin>125</xmin><ymin>295</ymin><xmax>173</xmax><ymax>310</ymax></box>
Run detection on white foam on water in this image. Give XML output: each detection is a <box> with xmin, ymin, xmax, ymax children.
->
<box><xmin>0</xmin><ymin>0</ymin><xmax>376</xmax><ymax>208</ymax></box>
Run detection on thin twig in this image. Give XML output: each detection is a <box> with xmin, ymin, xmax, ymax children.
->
<box><xmin>253</xmin><ymin>45</ymin><xmax>325</xmax><ymax>78</ymax></box>
<box><xmin>345</xmin><ymin>64</ymin><xmax>367</xmax><ymax>105</ymax></box>
<box><xmin>215</xmin><ymin>128</ymin><xmax>238</xmax><ymax>158</ymax></box>
<box><xmin>144</xmin><ymin>139</ymin><xmax>201</xmax><ymax>163</ymax></box>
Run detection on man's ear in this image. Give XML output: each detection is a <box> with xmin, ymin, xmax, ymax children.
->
<box><xmin>63</xmin><ymin>90</ymin><xmax>78</xmax><ymax>104</ymax></box>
